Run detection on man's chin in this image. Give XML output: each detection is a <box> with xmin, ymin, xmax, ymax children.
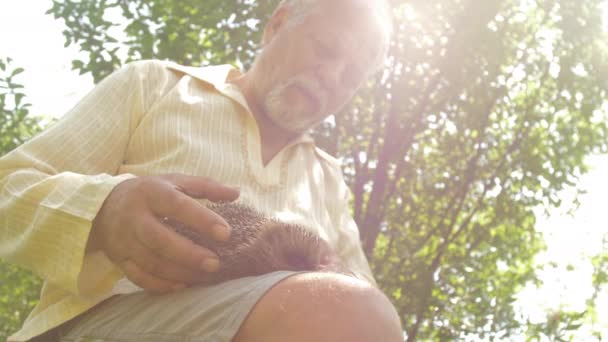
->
<box><xmin>264</xmin><ymin>96</ymin><xmax>327</xmax><ymax>133</ymax></box>
<box><xmin>266</xmin><ymin>112</ymin><xmax>311</xmax><ymax>134</ymax></box>
<box><xmin>273</xmin><ymin>117</ymin><xmax>309</xmax><ymax>134</ymax></box>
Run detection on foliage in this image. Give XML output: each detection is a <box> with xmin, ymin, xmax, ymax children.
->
<box><xmin>46</xmin><ymin>0</ymin><xmax>278</xmax><ymax>83</ymax></box>
<box><xmin>350</xmin><ymin>1</ymin><xmax>608</xmax><ymax>340</ymax></box>
<box><xmin>0</xmin><ymin>58</ymin><xmax>44</xmax><ymax>153</ymax></box>
<box><xmin>525</xmin><ymin>309</ymin><xmax>588</xmax><ymax>342</ymax></box>
<box><xmin>524</xmin><ymin>235</ymin><xmax>608</xmax><ymax>342</ymax></box>
<box><xmin>0</xmin><ymin>262</ymin><xmax>42</xmax><ymax>340</ymax></box>
<box><xmin>585</xmin><ymin>236</ymin><xmax>608</xmax><ymax>340</ymax></box>
<box><xmin>0</xmin><ymin>0</ymin><xmax>601</xmax><ymax>340</ymax></box>
<box><xmin>0</xmin><ymin>58</ymin><xmax>44</xmax><ymax>341</ymax></box>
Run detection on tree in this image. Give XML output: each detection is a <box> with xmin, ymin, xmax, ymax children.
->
<box><xmin>525</xmin><ymin>235</ymin><xmax>608</xmax><ymax>341</ymax></box>
<box><xmin>36</xmin><ymin>0</ymin><xmax>608</xmax><ymax>340</ymax></box>
<box><xmin>0</xmin><ymin>57</ymin><xmax>44</xmax><ymax>341</ymax></box>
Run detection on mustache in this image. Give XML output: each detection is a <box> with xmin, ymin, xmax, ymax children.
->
<box><xmin>292</xmin><ymin>77</ymin><xmax>324</xmax><ymax>107</ymax></box>
<box><xmin>282</xmin><ymin>76</ymin><xmax>325</xmax><ymax>108</ymax></box>
<box><xmin>264</xmin><ymin>76</ymin><xmax>329</xmax><ymax>133</ymax></box>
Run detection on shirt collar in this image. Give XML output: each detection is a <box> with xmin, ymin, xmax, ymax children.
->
<box><xmin>166</xmin><ymin>62</ymin><xmax>314</xmax><ymax>146</ymax></box>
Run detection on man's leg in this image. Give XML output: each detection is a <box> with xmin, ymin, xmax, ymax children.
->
<box><xmin>58</xmin><ymin>271</ymin><xmax>402</xmax><ymax>342</ymax></box>
<box><xmin>233</xmin><ymin>272</ymin><xmax>403</xmax><ymax>342</ymax></box>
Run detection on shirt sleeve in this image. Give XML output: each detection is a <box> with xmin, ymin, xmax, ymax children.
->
<box><xmin>0</xmin><ymin>61</ymin><xmax>163</xmax><ymax>296</ymax></box>
<box><xmin>314</xmin><ymin>151</ymin><xmax>376</xmax><ymax>287</ymax></box>
<box><xmin>334</xmin><ymin>185</ymin><xmax>378</xmax><ymax>287</ymax></box>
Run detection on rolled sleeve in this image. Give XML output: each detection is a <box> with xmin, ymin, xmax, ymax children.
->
<box><xmin>0</xmin><ymin>62</ymin><xmax>150</xmax><ymax>295</ymax></box>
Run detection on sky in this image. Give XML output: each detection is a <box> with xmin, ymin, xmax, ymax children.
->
<box><xmin>0</xmin><ymin>1</ymin><xmax>94</xmax><ymax>117</ymax></box>
<box><xmin>516</xmin><ymin>155</ymin><xmax>608</xmax><ymax>339</ymax></box>
<box><xmin>1</xmin><ymin>0</ymin><xmax>607</xmax><ymax>339</ymax></box>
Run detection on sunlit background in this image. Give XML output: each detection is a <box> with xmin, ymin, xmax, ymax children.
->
<box><xmin>1</xmin><ymin>0</ymin><xmax>607</xmax><ymax>340</ymax></box>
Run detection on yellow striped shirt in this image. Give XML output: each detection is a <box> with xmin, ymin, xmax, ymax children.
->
<box><xmin>0</xmin><ymin>60</ymin><xmax>374</xmax><ymax>341</ymax></box>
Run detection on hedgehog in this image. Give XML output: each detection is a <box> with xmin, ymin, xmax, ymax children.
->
<box><xmin>163</xmin><ymin>202</ymin><xmax>349</xmax><ymax>285</ymax></box>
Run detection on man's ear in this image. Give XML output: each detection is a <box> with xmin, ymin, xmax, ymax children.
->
<box><xmin>262</xmin><ymin>6</ymin><xmax>290</xmax><ymax>46</ymax></box>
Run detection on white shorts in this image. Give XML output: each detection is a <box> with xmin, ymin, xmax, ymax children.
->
<box><xmin>56</xmin><ymin>271</ymin><xmax>299</xmax><ymax>342</ymax></box>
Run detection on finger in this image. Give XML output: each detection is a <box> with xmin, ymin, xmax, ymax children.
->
<box><xmin>164</xmin><ymin>174</ymin><xmax>240</xmax><ymax>202</ymax></box>
<box><xmin>151</xmin><ymin>187</ymin><xmax>232</xmax><ymax>242</ymax></box>
<box><xmin>120</xmin><ymin>259</ymin><xmax>185</xmax><ymax>294</ymax></box>
<box><xmin>134</xmin><ymin>214</ymin><xmax>221</xmax><ymax>272</ymax></box>
<box><xmin>128</xmin><ymin>240</ymin><xmax>212</xmax><ymax>284</ymax></box>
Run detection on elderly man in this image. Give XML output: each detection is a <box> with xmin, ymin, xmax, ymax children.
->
<box><xmin>1</xmin><ymin>0</ymin><xmax>402</xmax><ymax>341</ymax></box>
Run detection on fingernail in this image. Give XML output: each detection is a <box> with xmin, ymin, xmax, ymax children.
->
<box><xmin>212</xmin><ymin>224</ymin><xmax>231</xmax><ymax>242</ymax></box>
<box><xmin>201</xmin><ymin>257</ymin><xmax>220</xmax><ymax>272</ymax></box>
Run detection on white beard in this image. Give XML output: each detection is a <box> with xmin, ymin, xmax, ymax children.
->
<box><xmin>264</xmin><ymin>76</ymin><xmax>327</xmax><ymax>133</ymax></box>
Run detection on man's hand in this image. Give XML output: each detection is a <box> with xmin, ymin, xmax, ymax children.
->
<box><xmin>88</xmin><ymin>174</ymin><xmax>240</xmax><ymax>293</ymax></box>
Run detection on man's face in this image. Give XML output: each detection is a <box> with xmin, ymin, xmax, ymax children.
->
<box><xmin>255</xmin><ymin>1</ymin><xmax>384</xmax><ymax>134</ymax></box>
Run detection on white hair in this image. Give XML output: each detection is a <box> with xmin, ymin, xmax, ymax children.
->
<box><xmin>277</xmin><ymin>0</ymin><xmax>321</xmax><ymax>27</ymax></box>
<box><xmin>276</xmin><ymin>0</ymin><xmax>393</xmax><ymax>73</ymax></box>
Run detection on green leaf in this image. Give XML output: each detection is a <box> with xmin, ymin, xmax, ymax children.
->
<box><xmin>10</xmin><ymin>68</ymin><xmax>24</xmax><ymax>77</ymax></box>
<box><xmin>14</xmin><ymin>93</ymin><xmax>25</xmax><ymax>107</ymax></box>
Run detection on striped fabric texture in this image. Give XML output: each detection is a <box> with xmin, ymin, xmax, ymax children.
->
<box><xmin>0</xmin><ymin>60</ymin><xmax>375</xmax><ymax>341</ymax></box>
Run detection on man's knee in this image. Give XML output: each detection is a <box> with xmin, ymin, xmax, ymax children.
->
<box><xmin>233</xmin><ymin>272</ymin><xmax>403</xmax><ymax>342</ymax></box>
